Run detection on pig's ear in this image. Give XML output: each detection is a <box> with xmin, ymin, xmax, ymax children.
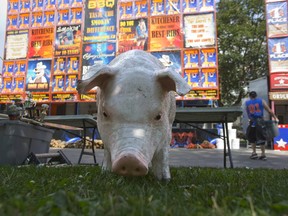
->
<box><xmin>77</xmin><ymin>64</ymin><xmax>116</xmax><ymax>93</ymax></box>
<box><xmin>156</xmin><ymin>68</ymin><xmax>191</xmax><ymax>96</ymax></box>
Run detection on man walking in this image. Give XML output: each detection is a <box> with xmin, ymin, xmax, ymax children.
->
<box><xmin>245</xmin><ymin>91</ymin><xmax>279</xmax><ymax>160</ymax></box>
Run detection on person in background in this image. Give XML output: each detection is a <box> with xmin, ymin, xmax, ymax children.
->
<box><xmin>245</xmin><ymin>91</ymin><xmax>279</xmax><ymax>160</ymax></box>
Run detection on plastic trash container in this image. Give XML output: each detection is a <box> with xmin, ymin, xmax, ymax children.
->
<box><xmin>0</xmin><ymin>120</ymin><xmax>54</xmax><ymax>165</ymax></box>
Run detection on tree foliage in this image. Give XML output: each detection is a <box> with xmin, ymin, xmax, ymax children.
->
<box><xmin>217</xmin><ymin>0</ymin><xmax>268</xmax><ymax>106</ymax></box>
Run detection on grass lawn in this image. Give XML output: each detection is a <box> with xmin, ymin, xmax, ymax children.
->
<box><xmin>0</xmin><ymin>166</ymin><xmax>288</xmax><ymax>216</ymax></box>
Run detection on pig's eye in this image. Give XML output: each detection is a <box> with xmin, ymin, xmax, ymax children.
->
<box><xmin>155</xmin><ymin>114</ymin><xmax>162</xmax><ymax>120</ymax></box>
<box><xmin>103</xmin><ymin>111</ymin><xmax>108</xmax><ymax>118</ymax></box>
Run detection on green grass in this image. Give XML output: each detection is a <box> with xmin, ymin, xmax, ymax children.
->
<box><xmin>0</xmin><ymin>166</ymin><xmax>288</xmax><ymax>216</ymax></box>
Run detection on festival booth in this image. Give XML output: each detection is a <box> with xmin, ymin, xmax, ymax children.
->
<box><xmin>1</xmin><ymin>0</ymin><xmax>219</xmax><ymax>109</ymax></box>
<box><xmin>0</xmin><ymin>0</ymin><xmax>230</xmax><ymax>165</ymax></box>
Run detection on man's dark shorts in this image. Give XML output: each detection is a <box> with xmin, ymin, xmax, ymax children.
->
<box><xmin>246</xmin><ymin>120</ymin><xmax>267</xmax><ymax>145</ymax></box>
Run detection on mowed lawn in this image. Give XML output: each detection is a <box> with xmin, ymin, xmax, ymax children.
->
<box><xmin>0</xmin><ymin>166</ymin><xmax>288</xmax><ymax>216</ymax></box>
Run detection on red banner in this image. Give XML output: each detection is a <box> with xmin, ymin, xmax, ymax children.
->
<box><xmin>28</xmin><ymin>28</ymin><xmax>54</xmax><ymax>58</ymax></box>
<box><xmin>149</xmin><ymin>15</ymin><xmax>182</xmax><ymax>51</ymax></box>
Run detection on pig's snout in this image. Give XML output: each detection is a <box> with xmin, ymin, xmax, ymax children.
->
<box><xmin>112</xmin><ymin>153</ymin><xmax>148</xmax><ymax>176</ymax></box>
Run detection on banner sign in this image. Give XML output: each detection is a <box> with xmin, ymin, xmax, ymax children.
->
<box><xmin>83</xmin><ymin>0</ymin><xmax>117</xmax><ymax>42</ymax></box>
<box><xmin>44</xmin><ymin>0</ymin><xmax>57</xmax><ymax>10</ymax></box>
<box><xmin>151</xmin><ymin>51</ymin><xmax>182</xmax><ymax>74</ymax></box>
<box><xmin>8</xmin><ymin>0</ymin><xmax>20</xmax><ymax>14</ymax></box>
<box><xmin>184</xmin><ymin>13</ymin><xmax>215</xmax><ymax>48</ymax></box>
<box><xmin>55</xmin><ymin>25</ymin><xmax>82</xmax><ymax>56</ymax></box>
<box><xmin>52</xmin><ymin>75</ymin><xmax>65</xmax><ymax>92</ymax></box>
<box><xmin>1</xmin><ymin>77</ymin><xmax>13</xmax><ymax>94</ymax></box>
<box><xmin>31</xmin><ymin>93</ymin><xmax>50</xmax><ymax>102</ymax></box>
<box><xmin>20</xmin><ymin>0</ymin><xmax>31</xmax><ymax>13</ymax></box>
<box><xmin>2</xmin><ymin>61</ymin><xmax>14</xmax><ymax>78</ymax></box>
<box><xmin>14</xmin><ymin>60</ymin><xmax>27</xmax><ymax>77</ymax></box>
<box><xmin>184</xmin><ymin>50</ymin><xmax>199</xmax><ymax>68</ymax></box>
<box><xmin>118</xmin><ymin>18</ymin><xmax>148</xmax><ymax>54</ymax></box>
<box><xmin>80</xmin><ymin>93</ymin><xmax>96</xmax><ymax>101</ymax></box>
<box><xmin>52</xmin><ymin>93</ymin><xmax>77</xmax><ymax>101</ymax></box>
<box><xmin>26</xmin><ymin>60</ymin><xmax>51</xmax><ymax>92</ymax></box>
<box><xmin>274</xmin><ymin>124</ymin><xmax>288</xmax><ymax>151</ymax></box>
<box><xmin>270</xmin><ymin>73</ymin><xmax>288</xmax><ymax>90</ymax></box>
<box><xmin>119</xmin><ymin>1</ymin><xmax>133</xmax><ymax>19</ymax></box>
<box><xmin>149</xmin><ymin>15</ymin><xmax>182</xmax><ymax>51</ymax></box>
<box><xmin>266</xmin><ymin>2</ymin><xmax>288</xmax><ymax>37</ymax></box>
<box><xmin>13</xmin><ymin>77</ymin><xmax>25</xmax><ymax>93</ymax></box>
<box><xmin>0</xmin><ymin>94</ymin><xmax>23</xmax><ymax>102</ymax></box>
<box><xmin>183</xmin><ymin>0</ymin><xmax>214</xmax><ymax>13</ymax></box>
<box><xmin>183</xmin><ymin>68</ymin><xmax>218</xmax><ymax>89</ymax></box>
<box><xmin>266</xmin><ymin>0</ymin><xmax>286</xmax><ymax>2</ymax></box>
<box><xmin>44</xmin><ymin>10</ymin><xmax>56</xmax><ymax>27</ymax></box>
<box><xmin>268</xmin><ymin>37</ymin><xmax>288</xmax><ymax>73</ymax></box>
<box><xmin>269</xmin><ymin>91</ymin><xmax>288</xmax><ymax>100</ymax></box>
<box><xmin>151</xmin><ymin>0</ymin><xmax>165</xmax><ymax>16</ymax></box>
<box><xmin>184</xmin><ymin>89</ymin><xmax>218</xmax><ymax>100</ymax></box>
<box><xmin>82</xmin><ymin>42</ymin><xmax>116</xmax><ymax>79</ymax></box>
<box><xmin>135</xmin><ymin>0</ymin><xmax>148</xmax><ymax>18</ymax></box>
<box><xmin>200</xmin><ymin>48</ymin><xmax>217</xmax><ymax>67</ymax></box>
<box><xmin>5</xmin><ymin>30</ymin><xmax>29</xmax><ymax>60</ymax></box>
<box><xmin>28</xmin><ymin>28</ymin><xmax>54</xmax><ymax>58</ymax></box>
<box><xmin>19</xmin><ymin>13</ymin><xmax>30</xmax><ymax>29</ymax></box>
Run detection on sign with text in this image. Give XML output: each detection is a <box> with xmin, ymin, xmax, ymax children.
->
<box><xmin>269</xmin><ymin>91</ymin><xmax>288</xmax><ymax>100</ymax></box>
<box><xmin>266</xmin><ymin>2</ymin><xmax>288</xmax><ymax>37</ymax></box>
<box><xmin>118</xmin><ymin>18</ymin><xmax>148</xmax><ymax>54</ymax></box>
<box><xmin>183</xmin><ymin>89</ymin><xmax>218</xmax><ymax>100</ymax></box>
<box><xmin>28</xmin><ymin>28</ymin><xmax>54</xmax><ymax>58</ymax></box>
<box><xmin>26</xmin><ymin>60</ymin><xmax>51</xmax><ymax>92</ymax></box>
<box><xmin>55</xmin><ymin>25</ymin><xmax>82</xmax><ymax>56</ymax></box>
<box><xmin>5</xmin><ymin>30</ymin><xmax>29</xmax><ymax>60</ymax></box>
<box><xmin>184</xmin><ymin>13</ymin><xmax>215</xmax><ymax>48</ymax></box>
<box><xmin>268</xmin><ymin>37</ymin><xmax>288</xmax><ymax>73</ymax></box>
<box><xmin>270</xmin><ymin>73</ymin><xmax>288</xmax><ymax>90</ymax></box>
<box><xmin>82</xmin><ymin>42</ymin><xmax>116</xmax><ymax>79</ymax></box>
<box><xmin>83</xmin><ymin>0</ymin><xmax>117</xmax><ymax>42</ymax></box>
<box><xmin>149</xmin><ymin>15</ymin><xmax>182</xmax><ymax>51</ymax></box>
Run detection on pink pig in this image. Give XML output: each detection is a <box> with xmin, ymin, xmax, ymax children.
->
<box><xmin>77</xmin><ymin>50</ymin><xmax>190</xmax><ymax>180</ymax></box>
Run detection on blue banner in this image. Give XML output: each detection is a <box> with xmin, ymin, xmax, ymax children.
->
<box><xmin>83</xmin><ymin>0</ymin><xmax>117</xmax><ymax>42</ymax></box>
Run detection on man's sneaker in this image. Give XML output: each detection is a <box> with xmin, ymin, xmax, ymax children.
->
<box><xmin>259</xmin><ymin>155</ymin><xmax>267</xmax><ymax>161</ymax></box>
<box><xmin>250</xmin><ymin>153</ymin><xmax>258</xmax><ymax>159</ymax></box>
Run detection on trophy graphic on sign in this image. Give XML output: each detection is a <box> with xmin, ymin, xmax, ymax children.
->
<box><xmin>33</xmin><ymin>41</ymin><xmax>41</xmax><ymax>57</ymax></box>
<box><xmin>13</xmin><ymin>79</ymin><xmax>23</xmax><ymax>93</ymax></box>
<box><xmin>184</xmin><ymin>0</ymin><xmax>196</xmax><ymax>13</ymax></box>
<box><xmin>66</xmin><ymin>76</ymin><xmax>77</xmax><ymax>91</ymax></box>
<box><xmin>67</xmin><ymin>58</ymin><xmax>79</xmax><ymax>74</ymax></box>
<box><xmin>46</xmin><ymin>0</ymin><xmax>56</xmax><ymax>10</ymax></box>
<box><xmin>54</xmin><ymin>59</ymin><xmax>66</xmax><ymax>75</ymax></box>
<box><xmin>185</xmin><ymin>53</ymin><xmax>192</xmax><ymax>68</ymax></box>
<box><xmin>152</xmin><ymin>1</ymin><xmax>164</xmax><ymax>15</ymax></box>
<box><xmin>71</xmin><ymin>0</ymin><xmax>82</xmax><ymax>7</ymax></box>
<box><xmin>121</xmin><ymin>4</ymin><xmax>127</xmax><ymax>19</ymax></box>
<box><xmin>202</xmin><ymin>70</ymin><xmax>216</xmax><ymax>87</ymax></box>
<box><xmin>168</xmin><ymin>0</ymin><xmax>178</xmax><ymax>14</ymax></box>
<box><xmin>33</xmin><ymin>0</ymin><xmax>44</xmax><ymax>11</ymax></box>
<box><xmin>53</xmin><ymin>76</ymin><xmax>64</xmax><ymax>91</ymax></box>
<box><xmin>15</xmin><ymin>62</ymin><xmax>26</xmax><ymax>76</ymax></box>
<box><xmin>136</xmin><ymin>2</ymin><xmax>145</xmax><ymax>17</ymax></box>
<box><xmin>185</xmin><ymin>70</ymin><xmax>199</xmax><ymax>87</ymax></box>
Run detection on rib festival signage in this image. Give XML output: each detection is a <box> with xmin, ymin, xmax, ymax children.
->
<box><xmin>83</xmin><ymin>0</ymin><xmax>117</xmax><ymax>42</ymax></box>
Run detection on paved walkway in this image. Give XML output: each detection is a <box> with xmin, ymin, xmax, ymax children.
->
<box><xmin>51</xmin><ymin>148</ymin><xmax>288</xmax><ymax>169</ymax></box>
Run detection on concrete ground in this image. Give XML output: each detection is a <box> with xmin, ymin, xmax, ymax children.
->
<box><xmin>50</xmin><ymin>147</ymin><xmax>288</xmax><ymax>170</ymax></box>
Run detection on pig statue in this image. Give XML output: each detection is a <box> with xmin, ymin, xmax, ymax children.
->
<box><xmin>77</xmin><ymin>50</ymin><xmax>191</xmax><ymax>180</ymax></box>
